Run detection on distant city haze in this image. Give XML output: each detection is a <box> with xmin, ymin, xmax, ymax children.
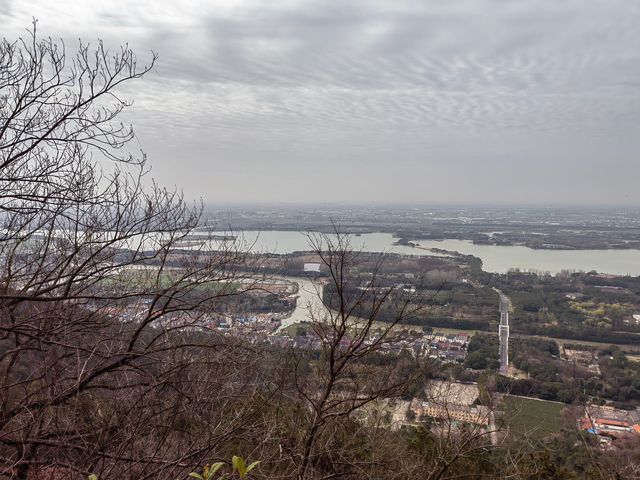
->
<box><xmin>2</xmin><ymin>0</ymin><xmax>639</xmax><ymax>206</ymax></box>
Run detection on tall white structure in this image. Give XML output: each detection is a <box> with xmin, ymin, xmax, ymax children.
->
<box><xmin>498</xmin><ymin>294</ymin><xmax>509</xmax><ymax>375</ymax></box>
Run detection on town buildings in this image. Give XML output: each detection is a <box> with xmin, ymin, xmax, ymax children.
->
<box><xmin>580</xmin><ymin>405</ymin><xmax>640</xmax><ymax>437</ymax></box>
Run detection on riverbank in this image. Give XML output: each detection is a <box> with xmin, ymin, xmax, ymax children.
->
<box><xmin>199</xmin><ymin>230</ymin><xmax>640</xmax><ymax>276</ymax></box>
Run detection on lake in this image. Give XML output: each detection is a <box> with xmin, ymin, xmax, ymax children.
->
<box><xmin>203</xmin><ymin>230</ymin><xmax>640</xmax><ymax>276</ymax></box>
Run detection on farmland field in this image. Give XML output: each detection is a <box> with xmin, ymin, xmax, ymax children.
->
<box><xmin>502</xmin><ymin>395</ymin><xmax>565</xmax><ymax>440</ymax></box>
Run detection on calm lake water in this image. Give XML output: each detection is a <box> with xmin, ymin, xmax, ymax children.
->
<box><xmin>206</xmin><ymin>230</ymin><xmax>640</xmax><ymax>276</ymax></box>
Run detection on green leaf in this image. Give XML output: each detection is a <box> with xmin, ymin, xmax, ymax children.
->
<box><xmin>188</xmin><ymin>473</ymin><xmax>204</xmax><ymax>480</ymax></box>
<box><xmin>246</xmin><ymin>461</ymin><xmax>260</xmax><ymax>474</ymax></box>
<box><xmin>88</xmin><ymin>475</ymin><xmax>98</xmax><ymax>480</ymax></box>
<box><xmin>232</xmin><ymin>456</ymin><xmax>246</xmax><ymax>477</ymax></box>
<box><xmin>210</xmin><ymin>462</ymin><xmax>225</xmax><ymax>475</ymax></box>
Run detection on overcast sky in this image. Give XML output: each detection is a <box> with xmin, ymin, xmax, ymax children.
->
<box><xmin>2</xmin><ymin>0</ymin><xmax>639</xmax><ymax>206</ymax></box>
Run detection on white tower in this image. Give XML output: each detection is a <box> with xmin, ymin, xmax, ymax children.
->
<box><xmin>499</xmin><ymin>295</ymin><xmax>509</xmax><ymax>375</ymax></box>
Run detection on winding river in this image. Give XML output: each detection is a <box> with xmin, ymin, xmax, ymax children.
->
<box><xmin>206</xmin><ymin>230</ymin><xmax>640</xmax><ymax>276</ymax></box>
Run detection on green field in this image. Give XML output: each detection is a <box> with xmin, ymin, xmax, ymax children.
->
<box><xmin>502</xmin><ymin>395</ymin><xmax>565</xmax><ymax>440</ymax></box>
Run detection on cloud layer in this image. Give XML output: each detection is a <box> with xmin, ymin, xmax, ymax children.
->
<box><xmin>2</xmin><ymin>0</ymin><xmax>639</xmax><ymax>205</ymax></box>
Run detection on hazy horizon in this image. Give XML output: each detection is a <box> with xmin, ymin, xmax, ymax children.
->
<box><xmin>202</xmin><ymin>201</ymin><xmax>640</xmax><ymax>210</ymax></box>
<box><xmin>203</xmin><ymin>201</ymin><xmax>640</xmax><ymax>213</ymax></box>
<box><xmin>2</xmin><ymin>0</ymin><xmax>639</xmax><ymax>206</ymax></box>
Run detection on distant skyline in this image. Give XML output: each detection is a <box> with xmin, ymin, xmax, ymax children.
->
<box><xmin>2</xmin><ymin>0</ymin><xmax>639</xmax><ymax>206</ymax></box>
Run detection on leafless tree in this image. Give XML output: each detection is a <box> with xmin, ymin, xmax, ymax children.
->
<box><xmin>273</xmin><ymin>231</ymin><xmax>428</xmax><ymax>480</ymax></box>
<box><xmin>0</xmin><ymin>25</ymin><xmax>267</xmax><ymax>479</ymax></box>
